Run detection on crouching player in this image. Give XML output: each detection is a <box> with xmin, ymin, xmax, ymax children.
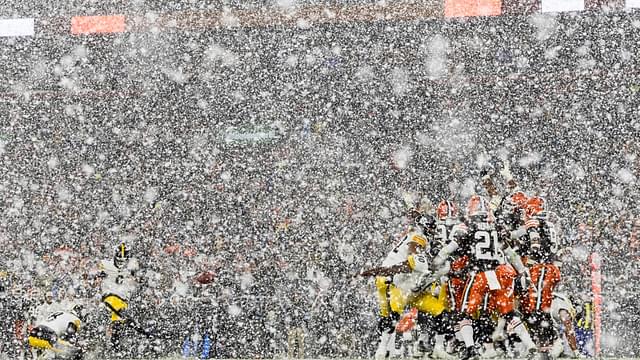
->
<box><xmin>27</xmin><ymin>305</ymin><xmax>85</xmax><ymax>360</ymax></box>
<box><xmin>360</xmin><ymin>213</ymin><xmax>451</xmax><ymax>359</ymax></box>
<box><xmin>550</xmin><ymin>292</ymin><xmax>583</xmax><ymax>358</ymax></box>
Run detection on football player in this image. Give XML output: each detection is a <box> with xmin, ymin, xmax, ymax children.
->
<box><xmin>98</xmin><ymin>242</ymin><xmax>141</xmax><ymax>351</ymax></box>
<box><xmin>359</xmin><ymin>213</ymin><xmax>440</xmax><ymax>359</ymax></box>
<box><xmin>431</xmin><ymin>195</ymin><xmax>537</xmax><ymax>360</ymax></box>
<box><xmin>518</xmin><ymin>197</ymin><xmax>562</xmax><ymax>356</ymax></box>
<box><xmin>550</xmin><ymin>292</ymin><xmax>583</xmax><ymax>358</ymax></box>
<box><xmin>27</xmin><ymin>305</ymin><xmax>85</xmax><ymax>360</ymax></box>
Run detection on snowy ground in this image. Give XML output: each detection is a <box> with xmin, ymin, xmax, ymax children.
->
<box><xmin>84</xmin><ymin>358</ymin><xmax>640</xmax><ymax>360</ymax></box>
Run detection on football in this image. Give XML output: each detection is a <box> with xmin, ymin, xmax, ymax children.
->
<box><xmin>195</xmin><ymin>271</ymin><xmax>215</xmax><ymax>285</ymax></box>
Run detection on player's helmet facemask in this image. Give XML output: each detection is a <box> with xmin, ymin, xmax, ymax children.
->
<box><xmin>114</xmin><ymin>243</ymin><xmax>129</xmax><ymax>269</ymax></box>
<box><xmin>415</xmin><ymin>214</ymin><xmax>437</xmax><ymax>236</ymax></box>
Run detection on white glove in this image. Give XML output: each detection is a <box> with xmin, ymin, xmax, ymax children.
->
<box><xmin>518</xmin><ymin>269</ymin><xmax>532</xmax><ymax>291</ymax></box>
<box><xmin>500</xmin><ymin>160</ymin><xmax>514</xmax><ymax>182</ymax></box>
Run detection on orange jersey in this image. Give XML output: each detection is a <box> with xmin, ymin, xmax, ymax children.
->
<box><xmin>520</xmin><ymin>263</ymin><xmax>561</xmax><ymax>314</ymax></box>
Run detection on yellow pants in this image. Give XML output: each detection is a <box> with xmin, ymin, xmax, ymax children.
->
<box><xmin>28</xmin><ymin>336</ymin><xmax>53</xmax><ymax>350</ymax></box>
<box><xmin>376</xmin><ymin>276</ymin><xmax>449</xmax><ymax>317</ymax></box>
<box><xmin>103</xmin><ymin>294</ymin><xmax>128</xmax><ymax>322</ymax></box>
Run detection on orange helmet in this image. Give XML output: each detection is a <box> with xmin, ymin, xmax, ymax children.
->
<box><xmin>526</xmin><ymin>196</ymin><xmax>545</xmax><ymax>217</ymax></box>
<box><xmin>510</xmin><ymin>191</ymin><xmax>529</xmax><ymax>209</ymax></box>
<box><xmin>436</xmin><ymin>200</ymin><xmax>458</xmax><ymax>220</ymax></box>
<box><xmin>466</xmin><ymin>195</ymin><xmax>492</xmax><ymax>220</ymax></box>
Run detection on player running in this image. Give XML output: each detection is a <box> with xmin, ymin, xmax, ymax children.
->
<box><xmin>98</xmin><ymin>242</ymin><xmax>141</xmax><ymax>352</ymax></box>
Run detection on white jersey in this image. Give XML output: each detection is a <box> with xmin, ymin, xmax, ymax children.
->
<box><xmin>382</xmin><ymin>229</ymin><xmax>429</xmax><ymax>294</ymax></box>
<box><xmin>382</xmin><ymin>230</ymin><xmax>427</xmax><ymax>267</ymax></box>
<box><xmin>100</xmin><ymin>258</ymin><xmax>139</xmax><ymax>301</ymax></box>
<box><xmin>551</xmin><ymin>292</ymin><xmax>576</xmax><ymax>323</ymax></box>
<box><xmin>37</xmin><ymin>311</ymin><xmax>81</xmax><ymax>337</ymax></box>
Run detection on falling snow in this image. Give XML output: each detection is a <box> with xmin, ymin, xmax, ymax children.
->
<box><xmin>1</xmin><ymin>0</ymin><xmax>640</xmax><ymax>359</ymax></box>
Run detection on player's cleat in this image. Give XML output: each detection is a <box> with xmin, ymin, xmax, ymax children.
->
<box><xmin>374</xmin><ymin>348</ymin><xmax>390</xmax><ymax>360</ymax></box>
<box><xmin>431</xmin><ymin>344</ymin><xmax>456</xmax><ymax>360</ymax></box>
<box><xmin>413</xmin><ymin>339</ymin><xmax>431</xmax><ymax>358</ymax></box>
<box><xmin>525</xmin><ymin>346</ymin><xmax>540</xmax><ymax>360</ymax></box>
<box><xmin>481</xmin><ymin>346</ymin><xmax>500</xmax><ymax>359</ymax></box>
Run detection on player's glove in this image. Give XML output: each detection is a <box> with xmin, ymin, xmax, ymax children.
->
<box><xmin>480</xmin><ymin>164</ymin><xmax>495</xmax><ymax>181</ymax></box>
<box><xmin>499</xmin><ymin>160</ymin><xmax>514</xmax><ymax>182</ymax></box>
<box><xmin>517</xmin><ymin>269</ymin><xmax>532</xmax><ymax>292</ymax></box>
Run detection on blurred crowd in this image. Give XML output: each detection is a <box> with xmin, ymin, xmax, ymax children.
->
<box><xmin>1</xmin><ymin>8</ymin><xmax>640</xmax><ymax>359</ymax></box>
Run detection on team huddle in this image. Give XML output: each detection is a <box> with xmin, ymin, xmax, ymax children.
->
<box><xmin>360</xmin><ymin>162</ymin><xmax>582</xmax><ymax>360</ymax></box>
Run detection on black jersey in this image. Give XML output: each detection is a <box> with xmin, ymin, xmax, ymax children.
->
<box><xmin>522</xmin><ymin>216</ymin><xmax>559</xmax><ymax>264</ymax></box>
<box><xmin>453</xmin><ymin>219</ymin><xmax>503</xmax><ymax>272</ymax></box>
<box><xmin>432</xmin><ymin>218</ymin><xmax>460</xmax><ymax>257</ymax></box>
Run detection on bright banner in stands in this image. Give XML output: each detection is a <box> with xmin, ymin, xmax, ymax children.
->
<box><xmin>0</xmin><ymin>18</ymin><xmax>35</xmax><ymax>37</ymax></box>
<box><xmin>71</xmin><ymin>15</ymin><xmax>126</xmax><ymax>34</ymax></box>
<box><xmin>541</xmin><ymin>0</ymin><xmax>585</xmax><ymax>11</ymax></box>
<box><xmin>627</xmin><ymin>0</ymin><xmax>640</xmax><ymax>7</ymax></box>
<box><xmin>444</xmin><ymin>0</ymin><xmax>502</xmax><ymax>17</ymax></box>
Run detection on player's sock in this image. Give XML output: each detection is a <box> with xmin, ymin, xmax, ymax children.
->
<box><xmin>459</xmin><ymin>319</ymin><xmax>475</xmax><ymax>348</ymax></box>
<box><xmin>510</xmin><ymin>316</ymin><xmax>537</xmax><ymax>351</ymax></box>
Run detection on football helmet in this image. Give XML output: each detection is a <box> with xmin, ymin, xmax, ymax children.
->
<box><xmin>466</xmin><ymin>195</ymin><xmax>492</xmax><ymax>221</ymax></box>
<box><xmin>114</xmin><ymin>242</ymin><xmax>130</xmax><ymax>269</ymax></box>
<box><xmin>526</xmin><ymin>196</ymin><xmax>545</xmax><ymax>217</ymax></box>
<box><xmin>509</xmin><ymin>191</ymin><xmax>529</xmax><ymax>209</ymax></box>
<box><xmin>436</xmin><ymin>200</ymin><xmax>458</xmax><ymax>221</ymax></box>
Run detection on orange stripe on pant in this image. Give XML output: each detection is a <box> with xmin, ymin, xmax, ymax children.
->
<box><xmin>521</xmin><ymin>263</ymin><xmax>561</xmax><ymax>314</ymax></box>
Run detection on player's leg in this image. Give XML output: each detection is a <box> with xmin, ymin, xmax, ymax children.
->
<box><xmin>374</xmin><ymin>277</ymin><xmax>395</xmax><ymax>359</ymax></box>
<box><xmin>377</xmin><ymin>282</ymin><xmax>404</xmax><ymax>359</ymax></box>
<box><xmin>558</xmin><ymin>308</ymin><xmax>582</xmax><ymax>357</ymax></box>
<box><xmin>504</xmin><ymin>310</ymin><xmax>538</xmax><ymax>358</ymax></box>
<box><xmin>492</xmin><ymin>263</ymin><xmax>537</xmax><ymax>358</ymax></box>
<box><xmin>457</xmin><ymin>272</ymin><xmax>489</xmax><ymax>360</ymax></box>
<box><xmin>411</xmin><ymin>282</ymin><xmax>450</xmax><ymax>358</ymax></box>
